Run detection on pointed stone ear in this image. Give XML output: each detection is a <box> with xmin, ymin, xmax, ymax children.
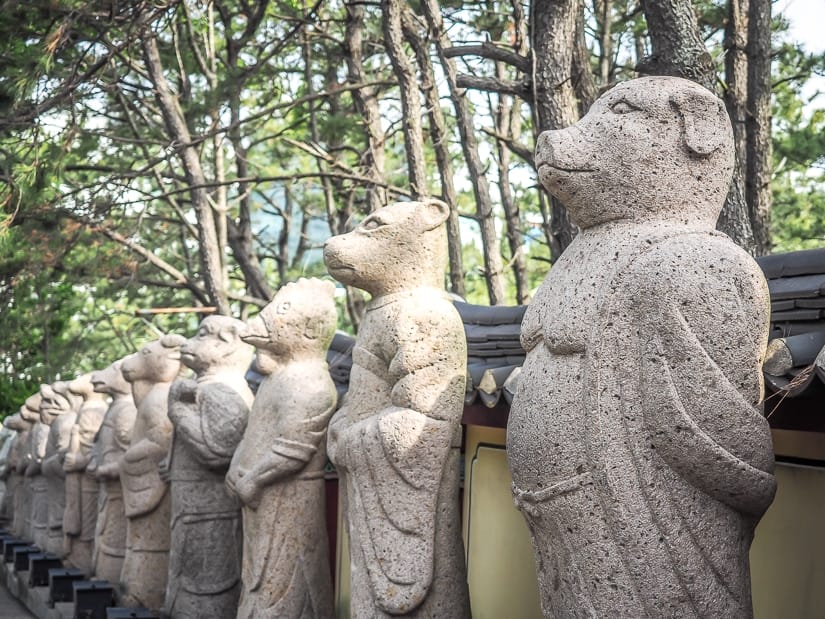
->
<box><xmin>161</xmin><ymin>333</ymin><xmax>187</xmax><ymax>349</ymax></box>
<box><xmin>219</xmin><ymin>324</ymin><xmax>238</xmax><ymax>343</ymax></box>
<box><xmin>669</xmin><ymin>89</ymin><xmax>730</xmax><ymax>157</ymax></box>
<box><xmin>418</xmin><ymin>199</ymin><xmax>450</xmax><ymax>231</ymax></box>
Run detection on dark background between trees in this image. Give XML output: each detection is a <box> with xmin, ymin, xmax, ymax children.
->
<box><xmin>1</xmin><ymin>0</ymin><xmax>823</xmax><ymax>408</ymax></box>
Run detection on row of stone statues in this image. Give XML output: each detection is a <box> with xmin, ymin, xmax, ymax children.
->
<box><xmin>1</xmin><ymin>193</ymin><xmax>468</xmax><ymax>619</ymax></box>
<box><xmin>1</xmin><ymin>77</ymin><xmax>776</xmax><ymax>619</ymax></box>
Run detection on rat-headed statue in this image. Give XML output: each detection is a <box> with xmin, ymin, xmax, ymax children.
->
<box><xmin>323</xmin><ymin>200</ymin><xmax>471</xmax><ymax>618</ymax></box>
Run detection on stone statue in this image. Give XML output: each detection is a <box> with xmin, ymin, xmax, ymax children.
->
<box><xmin>2</xmin><ymin>413</ymin><xmax>31</xmax><ymax>534</ymax></box>
<box><xmin>16</xmin><ymin>393</ymin><xmax>42</xmax><ymax>542</ymax></box>
<box><xmin>89</xmin><ymin>358</ymin><xmax>137</xmax><ymax>584</ymax></box>
<box><xmin>4</xmin><ymin>411</ymin><xmax>31</xmax><ymax>536</ymax></box>
<box><xmin>120</xmin><ymin>335</ymin><xmax>185</xmax><ymax>611</ymax></box>
<box><xmin>226</xmin><ymin>278</ymin><xmax>338</xmax><ymax>619</ymax></box>
<box><xmin>323</xmin><ymin>201</ymin><xmax>471</xmax><ymax>617</ymax></box>
<box><xmin>34</xmin><ymin>386</ymin><xmax>68</xmax><ymax>551</ymax></box>
<box><xmin>163</xmin><ymin>316</ymin><xmax>254</xmax><ymax>619</ymax></box>
<box><xmin>0</xmin><ymin>425</ymin><xmax>14</xmax><ymax>519</ymax></box>
<box><xmin>507</xmin><ymin>76</ymin><xmax>776</xmax><ymax>618</ymax></box>
<box><xmin>42</xmin><ymin>381</ymin><xmax>83</xmax><ymax>556</ymax></box>
<box><xmin>63</xmin><ymin>374</ymin><xmax>107</xmax><ymax>573</ymax></box>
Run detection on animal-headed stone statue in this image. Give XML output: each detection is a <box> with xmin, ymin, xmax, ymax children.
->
<box><xmin>40</xmin><ymin>382</ymin><xmax>79</xmax><ymax>554</ymax></box>
<box><xmin>90</xmin><ymin>358</ymin><xmax>137</xmax><ymax>584</ymax></box>
<box><xmin>0</xmin><ymin>425</ymin><xmax>14</xmax><ymax>518</ymax></box>
<box><xmin>19</xmin><ymin>392</ymin><xmax>47</xmax><ymax>543</ymax></box>
<box><xmin>5</xmin><ymin>406</ymin><xmax>33</xmax><ymax>537</ymax></box>
<box><xmin>120</xmin><ymin>335</ymin><xmax>185</xmax><ymax>611</ymax></box>
<box><xmin>164</xmin><ymin>316</ymin><xmax>254</xmax><ymax>619</ymax></box>
<box><xmin>507</xmin><ymin>76</ymin><xmax>776</xmax><ymax>618</ymax></box>
<box><xmin>323</xmin><ymin>200</ymin><xmax>470</xmax><ymax>617</ymax></box>
<box><xmin>227</xmin><ymin>278</ymin><xmax>338</xmax><ymax>619</ymax></box>
<box><xmin>3</xmin><ymin>412</ymin><xmax>31</xmax><ymax>535</ymax></box>
<box><xmin>63</xmin><ymin>373</ymin><xmax>107</xmax><ymax>572</ymax></box>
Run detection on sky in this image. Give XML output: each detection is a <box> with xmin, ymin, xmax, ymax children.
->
<box><xmin>778</xmin><ymin>0</ymin><xmax>825</xmax><ymax>108</ymax></box>
<box><xmin>779</xmin><ymin>0</ymin><xmax>825</xmax><ymax>54</ymax></box>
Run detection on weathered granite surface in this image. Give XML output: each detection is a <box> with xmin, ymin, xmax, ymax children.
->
<box><xmin>227</xmin><ymin>278</ymin><xmax>338</xmax><ymax>619</ymax></box>
<box><xmin>39</xmin><ymin>384</ymin><xmax>77</xmax><ymax>555</ymax></box>
<box><xmin>3</xmin><ymin>413</ymin><xmax>30</xmax><ymax>537</ymax></box>
<box><xmin>19</xmin><ymin>393</ymin><xmax>46</xmax><ymax>544</ymax></box>
<box><xmin>63</xmin><ymin>374</ymin><xmax>106</xmax><ymax>573</ymax></box>
<box><xmin>507</xmin><ymin>76</ymin><xmax>776</xmax><ymax>618</ymax></box>
<box><xmin>323</xmin><ymin>201</ymin><xmax>471</xmax><ymax>617</ymax></box>
<box><xmin>164</xmin><ymin>316</ymin><xmax>253</xmax><ymax>619</ymax></box>
<box><xmin>120</xmin><ymin>335</ymin><xmax>185</xmax><ymax>611</ymax></box>
<box><xmin>89</xmin><ymin>359</ymin><xmax>137</xmax><ymax>584</ymax></box>
<box><xmin>0</xmin><ymin>426</ymin><xmax>13</xmax><ymax>517</ymax></box>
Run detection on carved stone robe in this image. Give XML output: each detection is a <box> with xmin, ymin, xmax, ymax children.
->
<box><xmin>231</xmin><ymin>361</ymin><xmax>336</xmax><ymax>619</ymax></box>
<box><xmin>328</xmin><ymin>290</ymin><xmax>470</xmax><ymax>618</ymax></box>
<box><xmin>165</xmin><ymin>379</ymin><xmax>250</xmax><ymax>619</ymax></box>
<box><xmin>508</xmin><ymin>225</ymin><xmax>776</xmax><ymax>618</ymax></box>
<box><xmin>91</xmin><ymin>396</ymin><xmax>136</xmax><ymax>583</ymax></box>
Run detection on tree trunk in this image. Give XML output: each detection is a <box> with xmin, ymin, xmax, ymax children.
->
<box><xmin>746</xmin><ymin>0</ymin><xmax>772</xmax><ymax>255</ymax></box>
<box><xmin>572</xmin><ymin>6</ymin><xmax>598</xmax><ymax>116</ymax></box>
<box><xmin>344</xmin><ymin>1</ymin><xmax>387</xmax><ymax>213</ymax></box>
<box><xmin>402</xmin><ymin>10</ymin><xmax>466</xmax><ymax>297</ymax></box>
<box><xmin>637</xmin><ymin>0</ymin><xmax>716</xmax><ymax>90</ymax></box>
<box><xmin>639</xmin><ymin>0</ymin><xmax>760</xmax><ymax>254</ymax></box>
<box><xmin>495</xmin><ymin>61</ymin><xmax>530</xmax><ymax>304</ymax></box>
<box><xmin>530</xmin><ymin>0</ymin><xmax>582</xmax><ymax>259</ymax></box>
<box><xmin>141</xmin><ymin>25</ymin><xmax>230</xmax><ymax>315</ymax></box>
<box><xmin>718</xmin><ymin>0</ymin><xmax>757</xmax><ymax>254</ymax></box>
<box><xmin>421</xmin><ymin>0</ymin><xmax>506</xmax><ymax>305</ymax></box>
<box><xmin>382</xmin><ymin>0</ymin><xmax>427</xmax><ymax>198</ymax></box>
<box><xmin>595</xmin><ymin>0</ymin><xmax>614</xmax><ymax>85</ymax></box>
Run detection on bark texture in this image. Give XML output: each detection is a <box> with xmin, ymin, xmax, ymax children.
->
<box><xmin>141</xmin><ymin>25</ymin><xmax>230</xmax><ymax>315</ymax></box>
<box><xmin>531</xmin><ymin>0</ymin><xmax>582</xmax><ymax>258</ymax></box>
<box><xmin>421</xmin><ymin>0</ymin><xmax>506</xmax><ymax>304</ymax></box>
<box><xmin>745</xmin><ymin>0</ymin><xmax>773</xmax><ymax>255</ymax></box>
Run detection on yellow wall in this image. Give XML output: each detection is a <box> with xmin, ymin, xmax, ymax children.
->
<box><xmin>462</xmin><ymin>426</ymin><xmax>542</xmax><ymax>618</ymax></box>
<box><xmin>335</xmin><ymin>425</ymin><xmax>825</xmax><ymax>618</ymax></box>
<box><xmin>751</xmin><ymin>430</ymin><xmax>825</xmax><ymax>619</ymax></box>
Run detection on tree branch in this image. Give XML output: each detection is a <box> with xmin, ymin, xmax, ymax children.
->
<box><xmin>456</xmin><ymin>74</ymin><xmax>532</xmax><ymax>100</ymax></box>
<box><xmin>444</xmin><ymin>43</ymin><xmax>531</xmax><ymax>73</ymax></box>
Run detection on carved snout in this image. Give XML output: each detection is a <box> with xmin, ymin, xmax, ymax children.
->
<box><xmin>242</xmin><ymin>315</ymin><xmax>268</xmax><ymax>344</ymax></box>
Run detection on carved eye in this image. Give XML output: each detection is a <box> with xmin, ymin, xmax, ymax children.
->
<box><xmin>142</xmin><ymin>348</ymin><xmax>150</xmax><ymax>355</ymax></box>
<box><xmin>361</xmin><ymin>216</ymin><xmax>385</xmax><ymax>231</ymax></box>
<box><xmin>610</xmin><ymin>99</ymin><xmax>639</xmax><ymax>114</ymax></box>
<box><xmin>276</xmin><ymin>301</ymin><xmax>291</xmax><ymax>315</ymax></box>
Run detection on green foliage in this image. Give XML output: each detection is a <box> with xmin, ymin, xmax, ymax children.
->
<box><xmin>770</xmin><ymin>32</ymin><xmax>825</xmax><ymax>250</ymax></box>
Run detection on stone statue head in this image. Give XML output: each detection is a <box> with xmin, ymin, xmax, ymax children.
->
<box><xmin>39</xmin><ymin>383</ymin><xmax>73</xmax><ymax>425</ymax></box>
<box><xmin>535</xmin><ymin>75</ymin><xmax>734</xmax><ymax>229</ymax></box>
<box><xmin>180</xmin><ymin>315</ymin><xmax>254</xmax><ymax>377</ymax></box>
<box><xmin>18</xmin><ymin>392</ymin><xmax>42</xmax><ymax>424</ymax></box>
<box><xmin>4</xmin><ymin>413</ymin><xmax>31</xmax><ymax>432</ymax></box>
<box><xmin>243</xmin><ymin>278</ymin><xmax>337</xmax><ymax>361</ymax></box>
<box><xmin>68</xmin><ymin>373</ymin><xmax>97</xmax><ymax>400</ymax></box>
<box><xmin>91</xmin><ymin>358</ymin><xmax>133</xmax><ymax>396</ymax></box>
<box><xmin>323</xmin><ymin>199</ymin><xmax>450</xmax><ymax>296</ymax></box>
<box><xmin>121</xmin><ymin>335</ymin><xmax>187</xmax><ymax>385</ymax></box>
<box><xmin>53</xmin><ymin>380</ymin><xmax>84</xmax><ymax>412</ymax></box>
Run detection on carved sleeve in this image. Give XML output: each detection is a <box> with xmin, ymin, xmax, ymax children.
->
<box><xmin>345</xmin><ymin>300</ymin><xmax>467</xmax><ymax>614</ymax></box>
<box><xmin>172</xmin><ymin>382</ymin><xmax>249</xmax><ymax>469</ymax></box>
<box><xmin>628</xmin><ymin>240</ymin><xmax>775</xmax><ymax>516</ymax></box>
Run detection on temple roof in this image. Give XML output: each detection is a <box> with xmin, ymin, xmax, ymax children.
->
<box><xmin>323</xmin><ymin>247</ymin><xmax>825</xmax><ymax>416</ymax></box>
